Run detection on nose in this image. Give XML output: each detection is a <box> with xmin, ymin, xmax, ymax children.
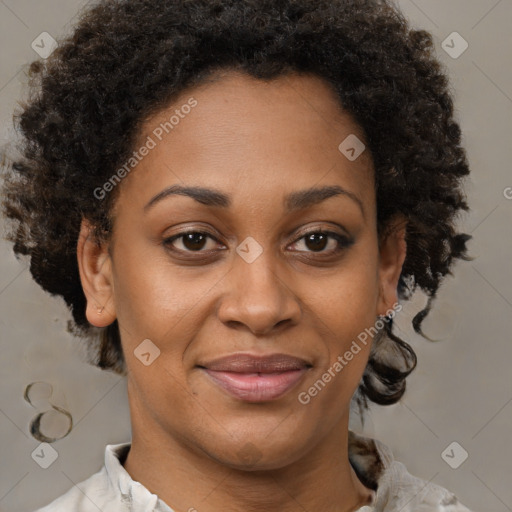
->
<box><xmin>217</xmin><ymin>245</ymin><xmax>302</xmax><ymax>336</ymax></box>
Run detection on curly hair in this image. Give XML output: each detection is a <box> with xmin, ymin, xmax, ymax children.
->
<box><xmin>1</xmin><ymin>0</ymin><xmax>472</xmax><ymax>409</ymax></box>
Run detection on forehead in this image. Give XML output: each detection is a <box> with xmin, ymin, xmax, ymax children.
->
<box><xmin>116</xmin><ymin>70</ymin><xmax>375</xmax><ymax>218</ymax></box>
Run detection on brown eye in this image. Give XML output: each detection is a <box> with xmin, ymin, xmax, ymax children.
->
<box><xmin>303</xmin><ymin>232</ymin><xmax>330</xmax><ymax>252</ymax></box>
<box><xmin>290</xmin><ymin>230</ymin><xmax>353</xmax><ymax>254</ymax></box>
<box><xmin>164</xmin><ymin>231</ymin><xmax>220</xmax><ymax>252</ymax></box>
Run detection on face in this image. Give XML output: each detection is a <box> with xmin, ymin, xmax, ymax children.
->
<box><xmin>78</xmin><ymin>70</ymin><xmax>406</xmax><ymax>470</ymax></box>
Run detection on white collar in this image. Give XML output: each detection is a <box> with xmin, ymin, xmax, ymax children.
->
<box><xmin>102</xmin><ymin>430</ymin><xmax>393</xmax><ymax>511</ymax></box>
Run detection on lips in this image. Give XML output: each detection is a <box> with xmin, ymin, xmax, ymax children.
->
<box><xmin>198</xmin><ymin>353</ymin><xmax>312</xmax><ymax>402</ymax></box>
<box><xmin>200</xmin><ymin>353</ymin><xmax>311</xmax><ymax>373</ymax></box>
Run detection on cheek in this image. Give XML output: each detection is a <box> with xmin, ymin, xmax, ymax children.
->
<box><xmin>110</xmin><ymin>243</ymin><xmax>193</xmax><ymax>338</ymax></box>
<box><xmin>110</xmin><ymin>243</ymin><xmax>232</xmax><ymax>381</ymax></box>
<box><xmin>309</xmin><ymin>249</ymin><xmax>380</xmax><ymax>372</ymax></box>
<box><xmin>309</xmin><ymin>249</ymin><xmax>380</xmax><ymax>331</ymax></box>
<box><xmin>300</xmin><ymin>276</ymin><xmax>377</xmax><ymax>415</ymax></box>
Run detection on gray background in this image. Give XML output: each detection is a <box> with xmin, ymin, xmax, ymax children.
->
<box><xmin>0</xmin><ymin>1</ymin><xmax>511</xmax><ymax>511</ymax></box>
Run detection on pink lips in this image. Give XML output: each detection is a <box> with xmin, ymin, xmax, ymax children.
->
<box><xmin>199</xmin><ymin>353</ymin><xmax>311</xmax><ymax>402</ymax></box>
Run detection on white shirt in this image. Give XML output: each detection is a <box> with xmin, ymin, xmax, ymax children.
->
<box><xmin>33</xmin><ymin>430</ymin><xmax>473</xmax><ymax>512</ymax></box>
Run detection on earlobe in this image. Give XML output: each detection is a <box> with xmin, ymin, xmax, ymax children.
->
<box><xmin>76</xmin><ymin>218</ymin><xmax>117</xmax><ymax>328</ymax></box>
<box><xmin>376</xmin><ymin>215</ymin><xmax>407</xmax><ymax>316</ymax></box>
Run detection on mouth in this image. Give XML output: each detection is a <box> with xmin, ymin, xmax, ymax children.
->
<box><xmin>198</xmin><ymin>353</ymin><xmax>312</xmax><ymax>403</ymax></box>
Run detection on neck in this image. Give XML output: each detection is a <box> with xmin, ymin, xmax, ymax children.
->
<box><xmin>123</xmin><ymin>390</ymin><xmax>373</xmax><ymax>512</ymax></box>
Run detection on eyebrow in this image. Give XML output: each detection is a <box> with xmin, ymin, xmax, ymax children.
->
<box><xmin>144</xmin><ymin>184</ymin><xmax>365</xmax><ymax>218</ymax></box>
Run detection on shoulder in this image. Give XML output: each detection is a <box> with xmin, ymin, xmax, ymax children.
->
<box><xmin>348</xmin><ymin>431</ymin><xmax>473</xmax><ymax>512</ymax></box>
<box><xmin>31</xmin><ymin>443</ymin><xmax>134</xmax><ymax>512</ymax></box>
<box><xmin>32</xmin><ymin>466</ymin><xmax>118</xmax><ymax>512</ymax></box>
<box><xmin>371</xmin><ymin>437</ymin><xmax>473</xmax><ymax>512</ymax></box>
<box><xmin>31</xmin><ymin>442</ymin><xmax>173</xmax><ymax>512</ymax></box>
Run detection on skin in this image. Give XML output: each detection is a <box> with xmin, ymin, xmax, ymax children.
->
<box><xmin>77</xmin><ymin>70</ymin><xmax>407</xmax><ymax>512</ymax></box>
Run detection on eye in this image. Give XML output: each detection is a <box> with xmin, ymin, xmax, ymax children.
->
<box><xmin>163</xmin><ymin>228</ymin><xmax>353</xmax><ymax>256</ymax></box>
<box><xmin>163</xmin><ymin>230</ymin><xmax>222</xmax><ymax>253</ymax></box>
<box><xmin>289</xmin><ymin>230</ymin><xmax>353</xmax><ymax>254</ymax></box>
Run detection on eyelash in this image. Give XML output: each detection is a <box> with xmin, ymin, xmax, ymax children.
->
<box><xmin>163</xmin><ymin>229</ymin><xmax>353</xmax><ymax>257</ymax></box>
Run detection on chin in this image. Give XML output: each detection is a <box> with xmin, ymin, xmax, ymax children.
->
<box><xmin>205</xmin><ymin>434</ymin><xmax>310</xmax><ymax>472</ymax></box>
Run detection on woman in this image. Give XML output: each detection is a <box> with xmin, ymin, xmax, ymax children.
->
<box><xmin>1</xmin><ymin>0</ymin><xmax>474</xmax><ymax>510</ymax></box>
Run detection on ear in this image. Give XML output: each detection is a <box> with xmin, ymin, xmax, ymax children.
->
<box><xmin>77</xmin><ymin>218</ymin><xmax>117</xmax><ymax>327</ymax></box>
<box><xmin>376</xmin><ymin>214</ymin><xmax>407</xmax><ymax>316</ymax></box>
